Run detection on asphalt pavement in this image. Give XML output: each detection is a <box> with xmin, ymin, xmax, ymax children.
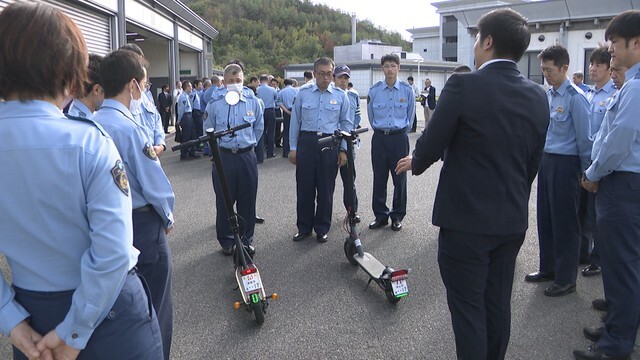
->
<box><xmin>2</xmin><ymin>102</ymin><xmax>639</xmax><ymax>359</ymax></box>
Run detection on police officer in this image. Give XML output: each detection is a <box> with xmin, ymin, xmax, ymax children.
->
<box><xmin>120</xmin><ymin>43</ymin><xmax>167</xmax><ymax>158</ymax></box>
<box><xmin>575</xmin><ymin>10</ymin><xmax>640</xmax><ymax>360</ymax></box>
<box><xmin>192</xmin><ymin>79</ymin><xmax>204</xmax><ymax>143</ymax></box>
<box><xmin>579</xmin><ymin>46</ymin><xmax>616</xmax><ymax>277</ymax></box>
<box><xmin>526</xmin><ymin>45</ymin><xmax>591</xmax><ymax>297</ymax></box>
<box><xmin>67</xmin><ymin>54</ymin><xmax>103</xmax><ymax>119</ymax></box>
<box><xmin>277</xmin><ymin>78</ymin><xmax>299</xmax><ymax>158</ymax></box>
<box><xmin>204</xmin><ymin>64</ymin><xmax>264</xmax><ymax>255</ymax></box>
<box><xmin>0</xmin><ymin>3</ymin><xmax>162</xmax><ymax>359</ymax></box>
<box><xmin>333</xmin><ymin>64</ymin><xmax>362</xmax><ymax>221</ymax></box>
<box><xmin>93</xmin><ymin>49</ymin><xmax>175</xmax><ymax>360</ymax></box>
<box><xmin>256</xmin><ymin>74</ymin><xmax>278</xmax><ymax>159</ymax></box>
<box><xmin>289</xmin><ymin>57</ymin><xmax>353</xmax><ymax>243</ymax></box>
<box><xmin>367</xmin><ymin>53</ymin><xmax>415</xmax><ymax>232</ymax></box>
<box><xmin>178</xmin><ymin>80</ymin><xmax>199</xmax><ymax>160</ymax></box>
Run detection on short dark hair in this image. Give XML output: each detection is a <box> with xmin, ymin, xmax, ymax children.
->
<box><xmin>605</xmin><ymin>10</ymin><xmax>640</xmax><ymax>45</ymax></box>
<box><xmin>538</xmin><ymin>45</ymin><xmax>570</xmax><ymax>68</ymax></box>
<box><xmin>161</xmin><ymin>84</ymin><xmax>169</xmax><ymax>91</ymax></box>
<box><xmin>589</xmin><ymin>46</ymin><xmax>612</xmax><ymax>68</ymax></box>
<box><xmin>259</xmin><ymin>74</ymin><xmax>269</xmax><ymax>82</ymax></box>
<box><xmin>181</xmin><ymin>80</ymin><xmax>192</xmax><ymax>91</ymax></box>
<box><xmin>348</xmin><ymin>82</ymin><xmax>353</xmax><ymax>88</ymax></box>
<box><xmin>120</xmin><ymin>43</ymin><xmax>144</xmax><ymax>58</ymax></box>
<box><xmin>101</xmin><ymin>49</ymin><xmax>147</xmax><ymax>98</ymax></box>
<box><xmin>83</xmin><ymin>54</ymin><xmax>103</xmax><ymax>96</ymax></box>
<box><xmin>477</xmin><ymin>8</ymin><xmax>530</xmax><ymax>62</ymax></box>
<box><xmin>407</xmin><ymin>76</ymin><xmax>414</xmax><ymax>81</ymax></box>
<box><xmin>453</xmin><ymin>65</ymin><xmax>472</xmax><ymax>73</ymax></box>
<box><xmin>313</xmin><ymin>57</ymin><xmax>334</xmax><ymax>72</ymax></box>
<box><xmin>284</xmin><ymin>78</ymin><xmax>294</xmax><ymax>86</ymax></box>
<box><xmin>303</xmin><ymin>71</ymin><xmax>313</xmax><ymax>79</ymax></box>
<box><xmin>193</xmin><ymin>79</ymin><xmax>202</xmax><ymax>87</ymax></box>
<box><xmin>249</xmin><ymin>76</ymin><xmax>258</xmax><ymax>83</ymax></box>
<box><xmin>381</xmin><ymin>53</ymin><xmax>400</xmax><ymax>66</ymax></box>
<box><xmin>0</xmin><ymin>2</ymin><xmax>88</xmax><ymax>100</ymax></box>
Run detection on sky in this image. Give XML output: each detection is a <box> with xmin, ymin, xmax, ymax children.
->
<box><xmin>309</xmin><ymin>0</ymin><xmax>441</xmax><ymax>41</ymax></box>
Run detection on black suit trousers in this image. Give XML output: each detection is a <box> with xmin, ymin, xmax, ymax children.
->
<box><xmin>438</xmin><ymin>228</ymin><xmax>525</xmax><ymax>360</ymax></box>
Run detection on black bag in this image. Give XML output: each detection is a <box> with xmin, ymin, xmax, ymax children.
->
<box><xmin>174</xmin><ymin>124</ymin><xmax>182</xmax><ymax>143</ymax></box>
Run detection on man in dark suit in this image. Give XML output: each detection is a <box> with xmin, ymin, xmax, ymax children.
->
<box><xmin>157</xmin><ymin>84</ymin><xmax>172</xmax><ymax>134</ymax></box>
<box><xmin>420</xmin><ymin>78</ymin><xmax>437</xmax><ymax>127</ymax></box>
<box><xmin>396</xmin><ymin>8</ymin><xmax>549</xmax><ymax>360</ymax></box>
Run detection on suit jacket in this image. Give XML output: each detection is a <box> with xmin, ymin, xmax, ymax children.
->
<box><xmin>425</xmin><ymin>86</ymin><xmax>436</xmax><ymax>110</ymax></box>
<box><xmin>158</xmin><ymin>92</ymin><xmax>172</xmax><ymax>114</ymax></box>
<box><xmin>412</xmin><ymin>61</ymin><xmax>549</xmax><ymax>235</ymax></box>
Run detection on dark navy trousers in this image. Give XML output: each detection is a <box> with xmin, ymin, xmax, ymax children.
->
<box><xmin>536</xmin><ymin>153</ymin><xmax>581</xmax><ymax>285</ymax></box>
<box><xmin>263</xmin><ymin>108</ymin><xmax>276</xmax><ymax>157</ymax></box>
<box><xmin>578</xmin><ymin>188</ymin><xmax>598</xmax><ymax>264</ymax></box>
<box><xmin>339</xmin><ymin>157</ymin><xmax>358</xmax><ymax>213</ymax></box>
<box><xmin>438</xmin><ymin>228</ymin><xmax>525</xmax><ymax>360</ymax></box>
<box><xmin>12</xmin><ymin>272</ymin><xmax>163</xmax><ymax>360</ymax></box>
<box><xmin>192</xmin><ymin>109</ymin><xmax>203</xmax><ymax>138</ymax></box>
<box><xmin>179</xmin><ymin>112</ymin><xmax>196</xmax><ymax>158</ymax></box>
<box><xmin>211</xmin><ymin>149</ymin><xmax>258</xmax><ymax>250</ymax></box>
<box><xmin>133</xmin><ymin>209</ymin><xmax>173</xmax><ymax>360</ymax></box>
<box><xmin>296</xmin><ymin>132</ymin><xmax>339</xmax><ymax>235</ymax></box>
<box><xmin>282</xmin><ymin>110</ymin><xmax>291</xmax><ymax>157</ymax></box>
<box><xmin>596</xmin><ymin>172</ymin><xmax>640</xmax><ymax>356</ymax></box>
<box><xmin>371</xmin><ymin>131</ymin><xmax>409</xmax><ymax>222</ymax></box>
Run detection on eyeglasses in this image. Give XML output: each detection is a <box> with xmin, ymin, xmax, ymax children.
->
<box><xmin>315</xmin><ymin>72</ymin><xmax>333</xmax><ymax>78</ymax></box>
<box><xmin>383</xmin><ymin>64</ymin><xmax>398</xmax><ymax>69</ymax></box>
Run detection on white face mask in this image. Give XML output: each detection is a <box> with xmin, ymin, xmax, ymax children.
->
<box><xmin>129</xmin><ymin>79</ymin><xmax>143</xmax><ymax>114</ymax></box>
<box><xmin>226</xmin><ymin>83</ymin><xmax>243</xmax><ymax>94</ymax></box>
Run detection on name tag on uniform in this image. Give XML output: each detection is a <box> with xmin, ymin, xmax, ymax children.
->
<box><xmin>330</xmin><ymin>99</ymin><xmax>337</xmax><ymax>105</ymax></box>
<box><xmin>556</xmin><ymin>106</ymin><xmax>564</xmax><ymax>114</ymax></box>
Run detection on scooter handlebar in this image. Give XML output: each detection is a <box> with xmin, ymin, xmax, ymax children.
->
<box><xmin>171</xmin><ymin>122</ymin><xmax>251</xmax><ymax>151</ymax></box>
<box><xmin>317</xmin><ymin>127</ymin><xmax>369</xmax><ymax>145</ymax></box>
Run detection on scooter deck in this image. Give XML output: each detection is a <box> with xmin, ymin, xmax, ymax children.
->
<box><xmin>353</xmin><ymin>252</ymin><xmax>386</xmax><ymax>279</ymax></box>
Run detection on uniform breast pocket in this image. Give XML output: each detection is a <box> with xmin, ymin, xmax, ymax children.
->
<box><xmin>324</xmin><ymin>104</ymin><xmax>340</xmax><ymax>111</ymax></box>
<box><xmin>301</xmin><ymin>102</ymin><xmax>317</xmax><ymax>119</ymax></box>
<box><xmin>243</xmin><ymin>115</ymin><xmax>256</xmax><ymax>124</ymax></box>
<box><xmin>550</xmin><ymin>110</ymin><xmax>570</xmax><ymax>135</ymax></box>
<box><xmin>372</xmin><ymin>102</ymin><xmax>388</xmax><ymax>118</ymax></box>
<box><xmin>394</xmin><ymin>101</ymin><xmax>409</xmax><ymax>118</ymax></box>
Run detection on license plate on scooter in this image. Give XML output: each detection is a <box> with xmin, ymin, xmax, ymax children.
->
<box><xmin>242</xmin><ymin>272</ymin><xmax>263</xmax><ymax>293</ymax></box>
<box><xmin>391</xmin><ymin>279</ymin><xmax>408</xmax><ymax>297</ymax></box>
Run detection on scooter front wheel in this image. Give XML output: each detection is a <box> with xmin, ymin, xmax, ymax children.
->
<box><xmin>252</xmin><ymin>302</ymin><xmax>265</xmax><ymax>325</ymax></box>
<box><xmin>343</xmin><ymin>238</ymin><xmax>358</xmax><ymax>266</ymax></box>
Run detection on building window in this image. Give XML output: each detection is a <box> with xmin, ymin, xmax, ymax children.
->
<box><xmin>517</xmin><ymin>51</ymin><xmax>544</xmax><ymax>85</ymax></box>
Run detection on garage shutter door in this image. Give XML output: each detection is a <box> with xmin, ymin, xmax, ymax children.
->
<box><xmin>0</xmin><ymin>0</ymin><xmax>112</xmax><ymax>56</ymax></box>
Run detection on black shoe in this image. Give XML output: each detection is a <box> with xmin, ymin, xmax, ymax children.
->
<box><xmin>368</xmin><ymin>219</ymin><xmax>388</xmax><ymax>229</ymax></box>
<box><xmin>354</xmin><ymin>214</ymin><xmax>361</xmax><ymax>224</ymax></box>
<box><xmin>582</xmin><ymin>264</ymin><xmax>602</xmax><ymax>276</ymax></box>
<box><xmin>544</xmin><ymin>283</ymin><xmax>576</xmax><ymax>297</ymax></box>
<box><xmin>573</xmin><ymin>344</ymin><xmax>630</xmax><ymax>360</ymax></box>
<box><xmin>316</xmin><ymin>233</ymin><xmax>328</xmax><ymax>243</ymax></box>
<box><xmin>245</xmin><ymin>244</ymin><xmax>256</xmax><ymax>258</ymax></box>
<box><xmin>188</xmin><ymin>154</ymin><xmax>201</xmax><ymax>159</ymax></box>
<box><xmin>221</xmin><ymin>247</ymin><xmax>233</xmax><ymax>256</ymax></box>
<box><xmin>180</xmin><ymin>156</ymin><xmax>194</xmax><ymax>161</ymax></box>
<box><xmin>276</xmin><ymin>144</ymin><xmax>282</xmax><ymax>148</ymax></box>
<box><xmin>255</xmin><ymin>216</ymin><xmax>265</xmax><ymax>224</ymax></box>
<box><xmin>267</xmin><ymin>154</ymin><xmax>275</xmax><ymax>158</ymax></box>
<box><xmin>592</xmin><ymin>298</ymin><xmax>608</xmax><ymax>312</ymax></box>
<box><xmin>601</xmin><ymin>312</ymin><xmax>608</xmax><ymax>323</ymax></box>
<box><xmin>391</xmin><ymin>220</ymin><xmax>402</xmax><ymax>231</ymax></box>
<box><xmin>292</xmin><ymin>232</ymin><xmax>311</xmax><ymax>242</ymax></box>
<box><xmin>524</xmin><ymin>271</ymin><xmax>555</xmax><ymax>282</ymax></box>
<box><xmin>583</xmin><ymin>326</ymin><xmax>603</xmax><ymax>342</ymax></box>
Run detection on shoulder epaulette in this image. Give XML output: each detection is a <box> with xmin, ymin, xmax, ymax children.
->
<box><xmin>65</xmin><ymin>114</ymin><xmax>109</xmax><ymax>137</ymax></box>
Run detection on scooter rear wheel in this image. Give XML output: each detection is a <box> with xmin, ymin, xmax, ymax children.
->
<box><xmin>252</xmin><ymin>302</ymin><xmax>265</xmax><ymax>325</ymax></box>
<box><xmin>344</xmin><ymin>238</ymin><xmax>358</xmax><ymax>266</ymax></box>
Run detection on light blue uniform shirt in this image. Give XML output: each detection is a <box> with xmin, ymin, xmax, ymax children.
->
<box><xmin>256</xmin><ymin>83</ymin><xmax>278</xmax><ymax>109</ymax></box>
<box><xmin>289</xmin><ymin>82</ymin><xmax>353</xmax><ymax>151</ymax></box>
<box><xmin>203</xmin><ymin>85</ymin><xmax>224</xmax><ymax>105</ymax></box>
<box><xmin>199</xmin><ymin>89</ymin><xmax>208</xmax><ymax>112</ymax></box>
<box><xmin>177</xmin><ymin>91</ymin><xmax>192</xmax><ymax>121</ymax></box>
<box><xmin>348</xmin><ymin>88</ymin><xmax>362</xmax><ymax>128</ymax></box>
<box><xmin>0</xmin><ymin>100</ymin><xmax>138</xmax><ymax>349</ymax></box>
<box><xmin>367</xmin><ymin>79</ymin><xmax>416</xmax><ymax>131</ymax></box>
<box><xmin>277</xmin><ymin>85</ymin><xmax>298</xmax><ymax>110</ymax></box>
<box><xmin>586</xmin><ymin>79</ymin><xmax>616</xmax><ymax>138</ymax></box>
<box><xmin>93</xmin><ymin>99</ymin><xmax>175</xmax><ymax>228</ymax></box>
<box><xmin>203</xmin><ymin>88</ymin><xmax>264</xmax><ymax>150</ymax></box>
<box><xmin>67</xmin><ymin>99</ymin><xmax>93</xmax><ymax>119</ymax></box>
<box><xmin>544</xmin><ymin>79</ymin><xmax>592</xmax><ymax>170</ymax></box>
<box><xmin>586</xmin><ymin>62</ymin><xmax>640</xmax><ymax>181</ymax></box>
<box><xmin>189</xmin><ymin>91</ymin><xmax>201</xmax><ymax>112</ymax></box>
<box><xmin>132</xmin><ymin>94</ymin><xmax>165</xmax><ymax>147</ymax></box>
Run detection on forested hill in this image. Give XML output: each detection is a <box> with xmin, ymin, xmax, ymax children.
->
<box><xmin>184</xmin><ymin>0</ymin><xmax>411</xmax><ymax>77</ymax></box>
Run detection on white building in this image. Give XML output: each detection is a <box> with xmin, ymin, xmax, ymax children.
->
<box><xmin>429</xmin><ymin>0</ymin><xmax>640</xmax><ymax>85</ymax></box>
<box><xmin>407</xmin><ymin>26</ymin><xmax>441</xmax><ymax>62</ymax></box>
<box><xmin>0</xmin><ymin>0</ymin><xmax>218</xmax><ymax>98</ymax></box>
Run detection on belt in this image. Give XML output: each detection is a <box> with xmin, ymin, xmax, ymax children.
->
<box><xmin>301</xmin><ymin>131</ymin><xmax>333</xmax><ymax>137</ymax></box>
<box><xmin>220</xmin><ymin>146</ymin><xmax>253</xmax><ymax>154</ymax></box>
<box><xmin>133</xmin><ymin>204</ymin><xmax>153</xmax><ymax>213</ymax></box>
<box><xmin>374</xmin><ymin>128</ymin><xmax>405</xmax><ymax>135</ymax></box>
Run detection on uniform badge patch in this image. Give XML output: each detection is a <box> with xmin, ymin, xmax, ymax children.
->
<box><xmin>330</xmin><ymin>99</ymin><xmax>337</xmax><ymax>105</ymax></box>
<box><xmin>599</xmin><ymin>100</ymin><xmax>606</xmax><ymax>106</ymax></box>
<box><xmin>556</xmin><ymin>106</ymin><xmax>564</xmax><ymax>114</ymax></box>
<box><xmin>143</xmin><ymin>144</ymin><xmax>158</xmax><ymax>160</ymax></box>
<box><xmin>111</xmin><ymin>160</ymin><xmax>129</xmax><ymax>196</ymax></box>
<box><xmin>247</xmin><ymin>111</ymin><xmax>254</xmax><ymax>116</ymax></box>
<box><xmin>399</xmin><ymin>98</ymin><xmax>406</xmax><ymax>103</ymax></box>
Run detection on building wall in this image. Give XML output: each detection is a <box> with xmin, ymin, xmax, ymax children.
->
<box><xmin>138</xmin><ymin>41</ymin><xmax>171</xmax><ymax>78</ymax></box>
<box><xmin>413</xmin><ymin>36</ymin><xmax>441</xmax><ymax>61</ymax></box>
<box><xmin>179</xmin><ymin>52</ymin><xmax>199</xmax><ymax>78</ymax></box>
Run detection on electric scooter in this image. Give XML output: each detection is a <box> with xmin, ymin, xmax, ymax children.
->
<box><xmin>172</xmin><ymin>122</ymin><xmax>277</xmax><ymax>324</ymax></box>
<box><xmin>319</xmin><ymin>128</ymin><xmax>410</xmax><ymax>304</ymax></box>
